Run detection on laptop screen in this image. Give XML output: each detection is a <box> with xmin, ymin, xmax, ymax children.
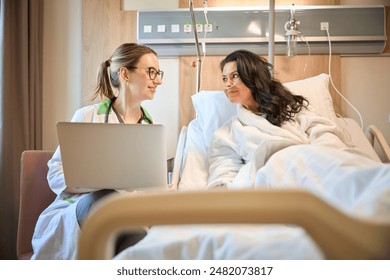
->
<box><xmin>57</xmin><ymin>122</ymin><xmax>168</xmax><ymax>193</ymax></box>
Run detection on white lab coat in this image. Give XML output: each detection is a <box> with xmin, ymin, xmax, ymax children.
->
<box><xmin>31</xmin><ymin>101</ymin><xmax>151</xmax><ymax>259</ymax></box>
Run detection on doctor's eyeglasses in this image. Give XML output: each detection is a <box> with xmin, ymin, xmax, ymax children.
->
<box><xmin>129</xmin><ymin>67</ymin><xmax>164</xmax><ymax>80</ymax></box>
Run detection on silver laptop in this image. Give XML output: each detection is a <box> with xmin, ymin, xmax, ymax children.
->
<box><xmin>56</xmin><ymin>122</ymin><xmax>168</xmax><ymax>193</ymax></box>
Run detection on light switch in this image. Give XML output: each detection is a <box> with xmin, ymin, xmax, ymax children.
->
<box><xmin>204</xmin><ymin>23</ymin><xmax>213</xmax><ymax>33</ymax></box>
<box><xmin>143</xmin><ymin>25</ymin><xmax>152</xmax><ymax>33</ymax></box>
<box><xmin>184</xmin><ymin>24</ymin><xmax>191</xmax><ymax>33</ymax></box>
<box><xmin>196</xmin><ymin>23</ymin><xmax>203</xmax><ymax>32</ymax></box>
<box><xmin>171</xmin><ymin>24</ymin><xmax>180</xmax><ymax>33</ymax></box>
<box><xmin>157</xmin><ymin>25</ymin><xmax>166</xmax><ymax>33</ymax></box>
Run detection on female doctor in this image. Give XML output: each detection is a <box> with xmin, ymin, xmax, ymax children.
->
<box><xmin>31</xmin><ymin>43</ymin><xmax>164</xmax><ymax>259</ymax></box>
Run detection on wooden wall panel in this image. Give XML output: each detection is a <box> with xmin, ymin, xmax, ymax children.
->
<box><xmin>179</xmin><ymin>56</ymin><xmax>226</xmax><ymax>127</ymax></box>
<box><xmin>82</xmin><ymin>0</ymin><xmax>136</xmax><ymax>104</ymax></box>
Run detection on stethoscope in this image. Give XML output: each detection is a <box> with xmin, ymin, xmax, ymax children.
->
<box><xmin>104</xmin><ymin>97</ymin><xmax>153</xmax><ymax>124</ymax></box>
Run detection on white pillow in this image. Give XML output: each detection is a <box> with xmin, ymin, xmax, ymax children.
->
<box><xmin>191</xmin><ymin>73</ymin><xmax>338</xmax><ymax>148</ymax></box>
<box><xmin>283</xmin><ymin>73</ymin><xmax>338</xmax><ymax>124</ymax></box>
<box><xmin>192</xmin><ymin>90</ymin><xmax>237</xmax><ymax>148</ymax></box>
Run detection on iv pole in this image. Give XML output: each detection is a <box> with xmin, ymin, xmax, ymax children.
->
<box><xmin>268</xmin><ymin>0</ymin><xmax>275</xmax><ymax>77</ymax></box>
<box><xmin>189</xmin><ymin>0</ymin><xmax>202</xmax><ymax>93</ymax></box>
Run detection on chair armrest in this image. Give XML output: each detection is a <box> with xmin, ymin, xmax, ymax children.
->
<box><xmin>18</xmin><ymin>150</ymin><xmax>55</xmax><ymax>259</ymax></box>
<box><xmin>365</xmin><ymin>125</ymin><xmax>390</xmax><ymax>162</ymax></box>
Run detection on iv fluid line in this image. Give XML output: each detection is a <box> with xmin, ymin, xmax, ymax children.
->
<box><xmin>325</xmin><ymin>28</ymin><xmax>364</xmax><ymax>129</ymax></box>
<box><xmin>199</xmin><ymin>0</ymin><xmax>209</xmax><ymax>92</ymax></box>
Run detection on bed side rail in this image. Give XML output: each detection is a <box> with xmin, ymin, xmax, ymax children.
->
<box><xmin>78</xmin><ymin>189</ymin><xmax>390</xmax><ymax>260</ymax></box>
<box><xmin>169</xmin><ymin>126</ymin><xmax>188</xmax><ymax>190</ymax></box>
<box><xmin>365</xmin><ymin>125</ymin><xmax>390</xmax><ymax>162</ymax></box>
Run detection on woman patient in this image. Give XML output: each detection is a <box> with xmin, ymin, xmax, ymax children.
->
<box><xmin>32</xmin><ymin>43</ymin><xmax>164</xmax><ymax>259</ymax></box>
<box><xmin>207</xmin><ymin>49</ymin><xmax>352</xmax><ymax>189</ymax></box>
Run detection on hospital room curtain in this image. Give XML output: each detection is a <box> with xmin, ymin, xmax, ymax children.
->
<box><xmin>0</xmin><ymin>0</ymin><xmax>43</xmax><ymax>259</ymax></box>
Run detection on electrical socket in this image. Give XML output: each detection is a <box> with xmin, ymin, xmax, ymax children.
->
<box><xmin>320</xmin><ymin>22</ymin><xmax>329</xmax><ymax>31</ymax></box>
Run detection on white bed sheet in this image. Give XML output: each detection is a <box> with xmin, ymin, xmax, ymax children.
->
<box><xmin>115</xmin><ymin>224</ymin><xmax>323</xmax><ymax>260</ymax></box>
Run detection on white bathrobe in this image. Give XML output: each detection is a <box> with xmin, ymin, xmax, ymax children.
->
<box><xmin>207</xmin><ymin>105</ymin><xmax>352</xmax><ymax>189</ymax></box>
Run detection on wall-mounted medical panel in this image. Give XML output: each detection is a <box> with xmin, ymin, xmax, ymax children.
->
<box><xmin>137</xmin><ymin>5</ymin><xmax>386</xmax><ymax>56</ymax></box>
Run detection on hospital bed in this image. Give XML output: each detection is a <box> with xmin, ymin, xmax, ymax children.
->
<box><xmin>77</xmin><ymin>74</ymin><xmax>390</xmax><ymax>260</ymax></box>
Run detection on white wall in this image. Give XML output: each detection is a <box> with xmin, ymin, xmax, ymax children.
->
<box><xmin>339</xmin><ymin>0</ymin><xmax>390</xmax><ymax>145</ymax></box>
<box><xmin>143</xmin><ymin>58</ymin><xmax>180</xmax><ymax>159</ymax></box>
<box><xmin>43</xmin><ymin>0</ymin><xmax>82</xmax><ymax>150</ymax></box>
<box><xmin>341</xmin><ymin>56</ymin><xmax>390</xmax><ymax>143</ymax></box>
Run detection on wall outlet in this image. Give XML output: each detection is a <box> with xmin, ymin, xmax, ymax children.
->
<box><xmin>320</xmin><ymin>22</ymin><xmax>329</xmax><ymax>30</ymax></box>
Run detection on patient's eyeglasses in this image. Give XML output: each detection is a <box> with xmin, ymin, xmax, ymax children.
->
<box><xmin>129</xmin><ymin>67</ymin><xmax>164</xmax><ymax>80</ymax></box>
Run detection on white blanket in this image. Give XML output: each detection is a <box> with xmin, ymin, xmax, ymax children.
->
<box><xmin>208</xmin><ymin>105</ymin><xmax>349</xmax><ymax>189</ymax></box>
<box><xmin>254</xmin><ymin>145</ymin><xmax>390</xmax><ymax>221</ymax></box>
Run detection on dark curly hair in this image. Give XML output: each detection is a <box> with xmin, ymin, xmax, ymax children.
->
<box><xmin>220</xmin><ymin>50</ymin><xmax>309</xmax><ymax>127</ymax></box>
